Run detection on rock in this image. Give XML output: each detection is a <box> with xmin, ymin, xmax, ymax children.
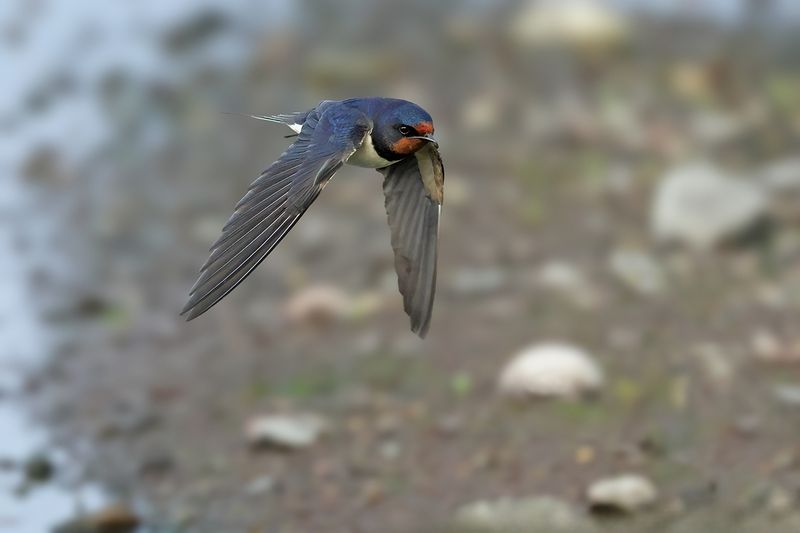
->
<box><xmin>245</xmin><ymin>475</ymin><xmax>276</xmax><ymax>496</ymax></box>
<box><xmin>138</xmin><ymin>451</ymin><xmax>174</xmax><ymax>477</ymax></box>
<box><xmin>607</xmin><ymin>327</ymin><xmax>642</xmax><ymax>351</ymax></box>
<box><xmin>162</xmin><ymin>10</ymin><xmax>227</xmax><ymax>53</ymax></box>
<box><xmin>379</xmin><ymin>440</ymin><xmax>402</xmax><ymax>461</ymax></box>
<box><xmin>760</xmin><ymin>157</ymin><xmax>800</xmax><ymax>221</ymax></box>
<box><xmin>441</xmin><ymin>175</ymin><xmax>471</xmax><ymax>208</ymax></box>
<box><xmin>773</xmin><ymin>385</ymin><xmax>800</xmax><ymax>408</ymax></box>
<box><xmin>498</xmin><ymin>342</ymin><xmax>604</xmax><ymax>399</ymax></box>
<box><xmin>608</xmin><ymin>249</ymin><xmax>666</xmax><ymax>296</ymax></box>
<box><xmin>23</xmin><ymin>453</ymin><xmax>54</xmax><ymax>483</ymax></box>
<box><xmin>22</xmin><ymin>146</ymin><xmax>64</xmax><ymax>183</ymax></box>
<box><xmin>451</xmin><ymin>496</ymin><xmax>595</xmax><ymax>533</ymax></box>
<box><xmin>732</xmin><ymin>415</ymin><xmax>760</xmax><ymax>438</ymax></box>
<box><xmin>461</xmin><ymin>93</ymin><xmax>501</xmax><ymax>132</ymax></box>
<box><xmin>674</xmin><ymin>481</ymin><xmax>718</xmax><ymax>511</ymax></box>
<box><xmin>97</xmin><ymin>407</ymin><xmax>160</xmax><ymax>439</ymax></box>
<box><xmin>754</xmin><ymin>283</ymin><xmax>788</xmax><ymax>309</ymax></box>
<box><xmin>536</xmin><ymin>260</ymin><xmax>601</xmax><ymax>308</ymax></box>
<box><xmin>436</xmin><ymin>414</ymin><xmax>464</xmax><ymax>438</ymax></box>
<box><xmin>450</xmin><ymin>268</ymin><xmax>506</xmax><ymax>297</ymax></box>
<box><xmin>752</xmin><ymin>329</ymin><xmax>800</xmax><ymax>364</ymax></box>
<box><xmin>693</xmin><ymin>343</ymin><xmax>735</xmax><ymax>390</ymax></box>
<box><xmin>689</xmin><ymin>110</ymin><xmax>747</xmax><ymax>146</ymax></box>
<box><xmin>283</xmin><ymin>285</ymin><xmax>351</xmax><ymax>325</ymax></box>
<box><xmin>358</xmin><ymin>479</ymin><xmax>386</xmax><ymax>507</ymax></box>
<box><xmin>766</xmin><ymin>486</ymin><xmax>794</xmax><ymax>516</ymax></box>
<box><xmin>510</xmin><ymin>0</ymin><xmax>628</xmax><ymax>49</ymax></box>
<box><xmin>54</xmin><ymin>503</ymin><xmax>139</xmax><ymax>533</ymax></box>
<box><xmin>245</xmin><ymin>413</ymin><xmax>328</xmax><ymax>450</ymax></box>
<box><xmin>651</xmin><ymin>162</ymin><xmax>768</xmax><ymax>250</ymax></box>
<box><xmin>587</xmin><ymin>474</ymin><xmax>658</xmax><ymax>513</ymax></box>
<box><xmin>760</xmin><ymin>157</ymin><xmax>800</xmax><ymax>193</ymax></box>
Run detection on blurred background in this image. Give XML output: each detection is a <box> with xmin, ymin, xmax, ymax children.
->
<box><xmin>2</xmin><ymin>0</ymin><xmax>800</xmax><ymax>531</ymax></box>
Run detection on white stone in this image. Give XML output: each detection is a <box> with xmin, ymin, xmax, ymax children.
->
<box><xmin>609</xmin><ymin>249</ymin><xmax>666</xmax><ymax>296</ymax></box>
<box><xmin>760</xmin><ymin>158</ymin><xmax>800</xmax><ymax>221</ymax></box>
<box><xmin>537</xmin><ymin>261</ymin><xmax>587</xmax><ymax>291</ymax></box>
<box><xmin>510</xmin><ymin>0</ymin><xmax>628</xmax><ymax>48</ymax></box>
<box><xmin>245</xmin><ymin>475</ymin><xmax>276</xmax><ymax>495</ymax></box>
<box><xmin>773</xmin><ymin>385</ymin><xmax>800</xmax><ymax>407</ymax></box>
<box><xmin>245</xmin><ymin>413</ymin><xmax>328</xmax><ymax>450</ymax></box>
<box><xmin>283</xmin><ymin>284</ymin><xmax>351</xmax><ymax>325</ymax></box>
<box><xmin>651</xmin><ymin>162</ymin><xmax>768</xmax><ymax>249</ymax></box>
<box><xmin>587</xmin><ymin>474</ymin><xmax>658</xmax><ymax>513</ymax></box>
<box><xmin>760</xmin><ymin>157</ymin><xmax>800</xmax><ymax>193</ymax></box>
<box><xmin>499</xmin><ymin>342</ymin><xmax>604</xmax><ymax>399</ymax></box>
<box><xmin>453</xmin><ymin>496</ymin><xmax>595</xmax><ymax>533</ymax></box>
<box><xmin>689</xmin><ymin>111</ymin><xmax>746</xmax><ymax>146</ymax></box>
<box><xmin>461</xmin><ymin>93</ymin><xmax>501</xmax><ymax>132</ymax></box>
<box><xmin>536</xmin><ymin>260</ymin><xmax>600</xmax><ymax>309</ymax></box>
<box><xmin>450</xmin><ymin>268</ymin><xmax>506</xmax><ymax>296</ymax></box>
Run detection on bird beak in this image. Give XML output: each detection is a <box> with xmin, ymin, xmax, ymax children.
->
<box><xmin>410</xmin><ymin>134</ymin><xmax>438</xmax><ymax>147</ymax></box>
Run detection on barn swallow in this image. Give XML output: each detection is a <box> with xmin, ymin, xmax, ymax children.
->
<box><xmin>181</xmin><ymin>98</ymin><xmax>444</xmax><ymax>337</ymax></box>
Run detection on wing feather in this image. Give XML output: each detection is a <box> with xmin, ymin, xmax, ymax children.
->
<box><xmin>380</xmin><ymin>143</ymin><xmax>444</xmax><ymax>337</ymax></box>
<box><xmin>182</xmin><ymin>105</ymin><xmax>369</xmax><ymax>320</ymax></box>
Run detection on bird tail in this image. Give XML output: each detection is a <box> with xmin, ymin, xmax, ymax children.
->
<box><xmin>222</xmin><ymin>111</ymin><xmax>309</xmax><ymax>135</ymax></box>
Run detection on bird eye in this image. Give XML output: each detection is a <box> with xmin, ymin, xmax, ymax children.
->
<box><xmin>398</xmin><ymin>125</ymin><xmax>412</xmax><ymax>135</ymax></box>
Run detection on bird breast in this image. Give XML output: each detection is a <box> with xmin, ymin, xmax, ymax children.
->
<box><xmin>347</xmin><ymin>130</ymin><xmax>395</xmax><ymax>168</ymax></box>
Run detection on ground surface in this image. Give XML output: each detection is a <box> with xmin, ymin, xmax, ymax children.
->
<box><xmin>6</xmin><ymin>2</ymin><xmax>800</xmax><ymax>532</ymax></box>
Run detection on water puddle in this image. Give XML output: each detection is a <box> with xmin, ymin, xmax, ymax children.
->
<box><xmin>0</xmin><ymin>177</ymin><xmax>112</xmax><ymax>531</ymax></box>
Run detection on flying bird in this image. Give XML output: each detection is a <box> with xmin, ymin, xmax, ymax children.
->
<box><xmin>181</xmin><ymin>98</ymin><xmax>444</xmax><ymax>337</ymax></box>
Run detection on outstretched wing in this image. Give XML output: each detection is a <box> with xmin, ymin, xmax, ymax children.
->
<box><xmin>182</xmin><ymin>105</ymin><xmax>370</xmax><ymax>320</ymax></box>
<box><xmin>380</xmin><ymin>143</ymin><xmax>444</xmax><ymax>338</ymax></box>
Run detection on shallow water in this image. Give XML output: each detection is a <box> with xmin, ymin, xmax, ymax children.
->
<box><xmin>0</xmin><ymin>176</ymin><xmax>112</xmax><ymax>531</ymax></box>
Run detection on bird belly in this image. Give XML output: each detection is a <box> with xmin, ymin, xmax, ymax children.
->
<box><xmin>347</xmin><ymin>134</ymin><xmax>395</xmax><ymax>168</ymax></box>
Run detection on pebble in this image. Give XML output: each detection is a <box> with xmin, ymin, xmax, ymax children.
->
<box><xmin>450</xmin><ymin>267</ymin><xmax>506</xmax><ymax>297</ymax></box>
<box><xmin>461</xmin><ymin>93</ymin><xmax>501</xmax><ymax>132</ymax></box>
<box><xmin>509</xmin><ymin>0</ymin><xmax>628</xmax><ymax>48</ymax></box>
<box><xmin>693</xmin><ymin>343</ymin><xmax>735</xmax><ymax>390</ymax></box>
<box><xmin>752</xmin><ymin>329</ymin><xmax>800</xmax><ymax>364</ymax></box>
<box><xmin>54</xmin><ymin>503</ymin><xmax>139</xmax><ymax>533</ymax></box>
<box><xmin>245</xmin><ymin>475</ymin><xmax>276</xmax><ymax>496</ymax></box>
<box><xmin>379</xmin><ymin>440</ymin><xmax>402</xmax><ymax>461</ymax></box>
<box><xmin>608</xmin><ymin>249</ymin><xmax>666</xmax><ymax>296</ymax></box>
<box><xmin>760</xmin><ymin>157</ymin><xmax>800</xmax><ymax>193</ymax></box>
<box><xmin>536</xmin><ymin>260</ymin><xmax>600</xmax><ymax>308</ymax></box>
<box><xmin>245</xmin><ymin>413</ymin><xmax>328</xmax><ymax>450</ymax></box>
<box><xmin>651</xmin><ymin>161</ymin><xmax>768</xmax><ymax>249</ymax></box>
<box><xmin>24</xmin><ymin>453</ymin><xmax>54</xmax><ymax>483</ymax></box>
<box><xmin>773</xmin><ymin>385</ymin><xmax>800</xmax><ymax>408</ymax></box>
<box><xmin>587</xmin><ymin>473</ymin><xmax>658</xmax><ymax>513</ymax></box>
<box><xmin>283</xmin><ymin>285</ymin><xmax>351</xmax><ymax>325</ymax></box>
<box><xmin>498</xmin><ymin>342</ymin><xmax>604</xmax><ymax>399</ymax></box>
<box><xmin>452</xmin><ymin>496</ymin><xmax>595</xmax><ymax>533</ymax></box>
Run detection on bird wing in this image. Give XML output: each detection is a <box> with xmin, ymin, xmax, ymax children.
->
<box><xmin>182</xmin><ymin>104</ymin><xmax>370</xmax><ymax>320</ymax></box>
<box><xmin>379</xmin><ymin>143</ymin><xmax>445</xmax><ymax>338</ymax></box>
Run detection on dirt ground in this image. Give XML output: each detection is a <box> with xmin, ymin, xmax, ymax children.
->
<box><xmin>6</xmin><ymin>2</ymin><xmax>800</xmax><ymax>532</ymax></box>
<box><xmin>33</xmin><ymin>144</ymin><xmax>800</xmax><ymax>532</ymax></box>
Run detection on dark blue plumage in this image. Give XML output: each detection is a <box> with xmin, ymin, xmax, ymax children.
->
<box><xmin>182</xmin><ymin>98</ymin><xmax>444</xmax><ymax>337</ymax></box>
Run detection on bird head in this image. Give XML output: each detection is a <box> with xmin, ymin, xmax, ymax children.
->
<box><xmin>372</xmin><ymin>100</ymin><xmax>436</xmax><ymax>161</ymax></box>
